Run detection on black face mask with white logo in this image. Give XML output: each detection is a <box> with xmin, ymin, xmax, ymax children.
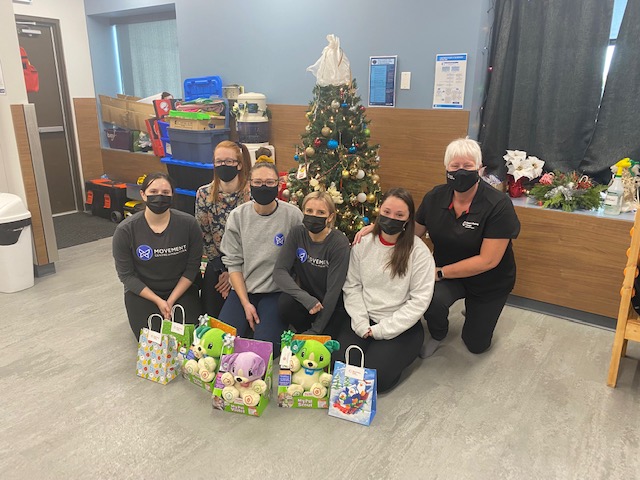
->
<box><xmin>377</xmin><ymin>214</ymin><xmax>406</xmax><ymax>235</ymax></box>
<box><xmin>146</xmin><ymin>194</ymin><xmax>172</xmax><ymax>214</ymax></box>
<box><xmin>303</xmin><ymin>214</ymin><xmax>327</xmax><ymax>234</ymax></box>
<box><xmin>446</xmin><ymin>169</ymin><xmax>479</xmax><ymax>192</ymax></box>
<box><xmin>251</xmin><ymin>185</ymin><xmax>278</xmax><ymax>205</ymax></box>
<box><xmin>216</xmin><ymin>165</ymin><xmax>239</xmax><ymax>183</ymax></box>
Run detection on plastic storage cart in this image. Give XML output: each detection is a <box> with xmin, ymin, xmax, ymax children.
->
<box><xmin>0</xmin><ymin>193</ymin><xmax>34</xmax><ymax>293</ymax></box>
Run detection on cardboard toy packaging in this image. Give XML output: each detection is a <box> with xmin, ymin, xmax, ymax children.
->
<box><xmin>212</xmin><ymin>338</ymin><xmax>273</xmax><ymax>417</ymax></box>
<box><xmin>277</xmin><ymin>332</ymin><xmax>339</xmax><ymax>409</ymax></box>
<box><xmin>180</xmin><ymin>316</ymin><xmax>236</xmax><ymax>393</ymax></box>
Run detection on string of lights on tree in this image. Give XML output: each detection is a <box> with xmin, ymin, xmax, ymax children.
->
<box><xmin>283</xmin><ymin>79</ymin><xmax>382</xmax><ymax>240</ymax></box>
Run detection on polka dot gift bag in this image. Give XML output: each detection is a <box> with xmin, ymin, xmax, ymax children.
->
<box><xmin>136</xmin><ymin>313</ymin><xmax>179</xmax><ymax>385</ymax></box>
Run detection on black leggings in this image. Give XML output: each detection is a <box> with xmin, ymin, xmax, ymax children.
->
<box><xmin>424</xmin><ymin>279</ymin><xmax>509</xmax><ymax>354</ymax></box>
<box><xmin>335</xmin><ymin>320</ymin><xmax>424</xmax><ymax>393</ymax></box>
<box><xmin>200</xmin><ymin>261</ymin><xmax>227</xmax><ymax>318</ymax></box>
<box><xmin>124</xmin><ymin>284</ymin><xmax>202</xmax><ymax>339</ymax></box>
<box><xmin>278</xmin><ymin>292</ymin><xmax>350</xmax><ymax>339</ymax></box>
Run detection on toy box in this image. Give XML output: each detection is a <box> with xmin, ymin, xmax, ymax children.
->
<box><xmin>180</xmin><ymin>316</ymin><xmax>236</xmax><ymax>394</ymax></box>
<box><xmin>212</xmin><ymin>338</ymin><xmax>273</xmax><ymax>417</ymax></box>
<box><xmin>85</xmin><ymin>178</ymin><xmax>127</xmax><ymax>223</ymax></box>
<box><xmin>277</xmin><ymin>333</ymin><xmax>339</xmax><ymax>409</ymax></box>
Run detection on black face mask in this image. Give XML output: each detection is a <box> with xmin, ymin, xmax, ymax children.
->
<box><xmin>303</xmin><ymin>214</ymin><xmax>327</xmax><ymax>234</ymax></box>
<box><xmin>446</xmin><ymin>169</ymin><xmax>479</xmax><ymax>192</ymax></box>
<box><xmin>251</xmin><ymin>185</ymin><xmax>278</xmax><ymax>206</ymax></box>
<box><xmin>145</xmin><ymin>194</ymin><xmax>172</xmax><ymax>214</ymax></box>
<box><xmin>377</xmin><ymin>215</ymin><xmax>406</xmax><ymax>235</ymax></box>
<box><xmin>216</xmin><ymin>165</ymin><xmax>239</xmax><ymax>183</ymax></box>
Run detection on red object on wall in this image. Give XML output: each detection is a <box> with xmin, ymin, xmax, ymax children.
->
<box><xmin>20</xmin><ymin>46</ymin><xmax>39</xmax><ymax>93</ymax></box>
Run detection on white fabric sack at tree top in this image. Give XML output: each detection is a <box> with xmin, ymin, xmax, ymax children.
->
<box><xmin>306</xmin><ymin>34</ymin><xmax>352</xmax><ymax>86</ymax></box>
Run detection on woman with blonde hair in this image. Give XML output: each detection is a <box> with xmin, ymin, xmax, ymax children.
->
<box><xmin>195</xmin><ymin>140</ymin><xmax>251</xmax><ymax>317</ymax></box>
<box><xmin>273</xmin><ymin>191</ymin><xmax>351</xmax><ymax>337</ymax></box>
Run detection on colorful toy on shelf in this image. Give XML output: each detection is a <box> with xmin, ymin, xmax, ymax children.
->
<box><xmin>287</xmin><ymin>339</ymin><xmax>339</xmax><ymax>398</ymax></box>
<box><xmin>220</xmin><ymin>352</ymin><xmax>268</xmax><ymax>407</ymax></box>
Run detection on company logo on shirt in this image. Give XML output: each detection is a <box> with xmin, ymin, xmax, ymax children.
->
<box><xmin>274</xmin><ymin>233</ymin><xmax>285</xmax><ymax>247</ymax></box>
<box><xmin>462</xmin><ymin>221</ymin><xmax>479</xmax><ymax>230</ymax></box>
<box><xmin>137</xmin><ymin>245</ymin><xmax>153</xmax><ymax>261</ymax></box>
<box><xmin>136</xmin><ymin>244</ymin><xmax>187</xmax><ymax>260</ymax></box>
<box><xmin>297</xmin><ymin>248</ymin><xmax>308</xmax><ymax>263</ymax></box>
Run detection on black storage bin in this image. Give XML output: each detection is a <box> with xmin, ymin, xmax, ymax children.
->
<box><xmin>174</xmin><ymin>188</ymin><xmax>196</xmax><ymax>215</ymax></box>
<box><xmin>161</xmin><ymin>158</ymin><xmax>214</xmax><ymax>191</ymax></box>
<box><xmin>168</xmin><ymin>127</ymin><xmax>230</xmax><ymax>163</ymax></box>
<box><xmin>85</xmin><ymin>179</ymin><xmax>128</xmax><ymax>222</ymax></box>
<box><xmin>104</xmin><ymin>125</ymin><xmax>133</xmax><ymax>151</ymax></box>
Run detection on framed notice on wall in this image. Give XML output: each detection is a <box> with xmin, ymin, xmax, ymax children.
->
<box><xmin>368</xmin><ymin>56</ymin><xmax>397</xmax><ymax>107</ymax></box>
<box><xmin>432</xmin><ymin>53</ymin><xmax>467</xmax><ymax>109</ymax></box>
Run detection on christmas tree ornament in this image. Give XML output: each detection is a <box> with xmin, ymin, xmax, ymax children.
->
<box><xmin>305</xmin><ymin>146</ymin><xmax>315</xmax><ymax>157</ymax></box>
<box><xmin>294</xmin><ymin>154</ymin><xmax>300</xmax><ymax>161</ymax></box>
<box><xmin>375</xmin><ymin>155</ymin><xmax>381</xmax><ymax>162</ymax></box>
<box><xmin>321</xmin><ymin>126</ymin><xmax>332</xmax><ymax>137</ymax></box>
<box><xmin>282</xmin><ymin>189</ymin><xmax>290</xmax><ymax>199</ymax></box>
<box><xmin>367</xmin><ymin>193</ymin><xmax>376</xmax><ymax>203</ymax></box>
<box><xmin>349</xmin><ymin>167</ymin><xmax>358</xmax><ymax>177</ymax></box>
<box><xmin>363</xmin><ymin>216</ymin><xmax>370</xmax><ymax>225</ymax></box>
<box><xmin>313</xmin><ymin>137</ymin><xmax>322</xmax><ymax>148</ymax></box>
<box><xmin>341</xmin><ymin>102</ymin><xmax>348</xmax><ymax>108</ymax></box>
<box><xmin>306</xmin><ymin>112</ymin><xmax>313</xmax><ymax>120</ymax></box>
<box><xmin>372</xmin><ymin>174</ymin><xmax>380</xmax><ymax>183</ymax></box>
<box><xmin>327</xmin><ymin>139</ymin><xmax>339</xmax><ymax>150</ymax></box>
<box><xmin>350</xmin><ymin>105</ymin><xmax>358</xmax><ymax>113</ymax></box>
<box><xmin>357</xmin><ymin>192</ymin><xmax>367</xmax><ymax>203</ymax></box>
<box><xmin>305</xmin><ymin>125</ymin><xmax>312</xmax><ymax>132</ymax></box>
<box><xmin>364</xmin><ymin>128</ymin><xmax>371</xmax><ymax>137</ymax></box>
<box><xmin>331</xmin><ymin>100</ymin><xmax>340</xmax><ymax>110</ymax></box>
<box><xmin>349</xmin><ymin>194</ymin><xmax>358</xmax><ymax>206</ymax></box>
<box><xmin>359</xmin><ymin>106</ymin><xmax>366</xmax><ymax>112</ymax></box>
<box><xmin>342</xmin><ymin>169</ymin><xmax>350</xmax><ymax>179</ymax></box>
<box><xmin>373</xmin><ymin>206</ymin><xmax>380</xmax><ymax>215</ymax></box>
<box><xmin>356</xmin><ymin>169</ymin><xmax>365</xmax><ymax>179</ymax></box>
<box><xmin>349</xmin><ymin>145</ymin><xmax>357</xmax><ymax>154</ymax></box>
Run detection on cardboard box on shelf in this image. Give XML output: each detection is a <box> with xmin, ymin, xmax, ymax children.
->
<box><xmin>99</xmin><ymin>94</ymin><xmax>156</xmax><ymax>132</ymax></box>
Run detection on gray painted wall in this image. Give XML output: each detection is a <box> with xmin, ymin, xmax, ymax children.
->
<box><xmin>85</xmin><ymin>0</ymin><xmax>492</xmax><ymax>137</ymax></box>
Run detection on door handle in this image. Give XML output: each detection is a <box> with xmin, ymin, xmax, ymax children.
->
<box><xmin>38</xmin><ymin>126</ymin><xmax>64</xmax><ymax>133</ymax></box>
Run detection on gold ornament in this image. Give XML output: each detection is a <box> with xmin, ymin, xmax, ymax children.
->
<box><xmin>372</xmin><ymin>174</ymin><xmax>380</xmax><ymax>183</ymax></box>
<box><xmin>342</xmin><ymin>169</ymin><xmax>350</xmax><ymax>179</ymax></box>
<box><xmin>321</xmin><ymin>126</ymin><xmax>331</xmax><ymax>137</ymax></box>
<box><xmin>373</xmin><ymin>207</ymin><xmax>380</xmax><ymax>215</ymax></box>
<box><xmin>305</xmin><ymin>146</ymin><xmax>315</xmax><ymax>157</ymax></box>
<box><xmin>367</xmin><ymin>193</ymin><xmax>376</xmax><ymax>203</ymax></box>
<box><xmin>306</xmin><ymin>111</ymin><xmax>313</xmax><ymax>120</ymax></box>
<box><xmin>349</xmin><ymin>167</ymin><xmax>358</xmax><ymax>177</ymax></box>
<box><xmin>342</xmin><ymin>210</ymin><xmax>353</xmax><ymax>219</ymax></box>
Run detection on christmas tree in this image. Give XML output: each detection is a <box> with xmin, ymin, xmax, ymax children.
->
<box><xmin>283</xmin><ymin>79</ymin><xmax>382</xmax><ymax>240</ymax></box>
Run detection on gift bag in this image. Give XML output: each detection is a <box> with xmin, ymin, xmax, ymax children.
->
<box><xmin>161</xmin><ymin>304</ymin><xmax>194</xmax><ymax>352</ymax></box>
<box><xmin>136</xmin><ymin>313</ymin><xmax>179</xmax><ymax>385</ymax></box>
<box><xmin>328</xmin><ymin>345</ymin><xmax>377</xmax><ymax>426</ymax></box>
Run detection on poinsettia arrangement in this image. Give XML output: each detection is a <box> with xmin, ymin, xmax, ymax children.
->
<box><xmin>504</xmin><ymin>150</ymin><xmax>545</xmax><ymax>181</ymax></box>
<box><xmin>528</xmin><ymin>171</ymin><xmax>606</xmax><ymax>212</ymax></box>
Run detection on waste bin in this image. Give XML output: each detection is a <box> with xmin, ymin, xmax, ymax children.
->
<box><xmin>0</xmin><ymin>193</ymin><xmax>34</xmax><ymax>293</ymax></box>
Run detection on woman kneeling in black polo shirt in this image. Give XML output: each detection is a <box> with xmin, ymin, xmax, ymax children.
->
<box><xmin>415</xmin><ymin>137</ymin><xmax>520</xmax><ymax>356</ymax></box>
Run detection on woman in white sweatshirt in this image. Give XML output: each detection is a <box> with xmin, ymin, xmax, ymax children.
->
<box><xmin>337</xmin><ymin>187</ymin><xmax>435</xmax><ymax>392</ymax></box>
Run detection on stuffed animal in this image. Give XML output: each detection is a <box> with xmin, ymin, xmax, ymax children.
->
<box><xmin>287</xmin><ymin>339</ymin><xmax>339</xmax><ymax>398</ymax></box>
<box><xmin>183</xmin><ymin>326</ymin><xmax>225</xmax><ymax>382</ymax></box>
<box><xmin>220</xmin><ymin>352</ymin><xmax>267</xmax><ymax>407</ymax></box>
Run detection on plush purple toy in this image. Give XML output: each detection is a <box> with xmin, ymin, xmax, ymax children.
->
<box><xmin>220</xmin><ymin>352</ymin><xmax>268</xmax><ymax>407</ymax></box>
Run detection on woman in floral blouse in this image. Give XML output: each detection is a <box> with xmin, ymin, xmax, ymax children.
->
<box><xmin>195</xmin><ymin>141</ymin><xmax>251</xmax><ymax>317</ymax></box>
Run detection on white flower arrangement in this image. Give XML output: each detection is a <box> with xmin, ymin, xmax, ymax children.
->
<box><xmin>504</xmin><ymin>150</ymin><xmax>545</xmax><ymax>181</ymax></box>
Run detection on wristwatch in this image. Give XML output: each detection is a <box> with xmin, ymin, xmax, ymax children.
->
<box><xmin>437</xmin><ymin>268</ymin><xmax>445</xmax><ymax>280</ymax></box>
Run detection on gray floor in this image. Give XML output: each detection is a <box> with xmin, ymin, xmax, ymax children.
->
<box><xmin>1</xmin><ymin>238</ymin><xmax>639</xmax><ymax>480</ymax></box>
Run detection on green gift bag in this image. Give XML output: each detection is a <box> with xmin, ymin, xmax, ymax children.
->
<box><xmin>161</xmin><ymin>304</ymin><xmax>194</xmax><ymax>352</ymax></box>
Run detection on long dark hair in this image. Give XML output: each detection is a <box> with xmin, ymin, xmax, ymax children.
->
<box><xmin>140</xmin><ymin>172</ymin><xmax>175</xmax><ymax>194</ymax></box>
<box><xmin>208</xmin><ymin>141</ymin><xmax>251</xmax><ymax>203</ymax></box>
<box><xmin>372</xmin><ymin>187</ymin><xmax>416</xmax><ymax>278</ymax></box>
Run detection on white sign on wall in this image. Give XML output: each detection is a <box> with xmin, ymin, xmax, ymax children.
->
<box><xmin>433</xmin><ymin>53</ymin><xmax>467</xmax><ymax>109</ymax></box>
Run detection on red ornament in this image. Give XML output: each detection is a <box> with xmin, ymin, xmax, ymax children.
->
<box><xmin>313</xmin><ymin>137</ymin><xmax>322</xmax><ymax>148</ymax></box>
<box><xmin>359</xmin><ymin>106</ymin><xmax>366</xmax><ymax>112</ymax></box>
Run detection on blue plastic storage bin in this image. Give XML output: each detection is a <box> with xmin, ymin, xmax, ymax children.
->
<box><xmin>174</xmin><ymin>188</ymin><xmax>196</xmax><ymax>215</ymax></box>
<box><xmin>161</xmin><ymin>136</ymin><xmax>171</xmax><ymax>157</ymax></box>
<box><xmin>161</xmin><ymin>157</ymin><xmax>213</xmax><ymax>191</ymax></box>
<box><xmin>158</xmin><ymin>120</ymin><xmax>170</xmax><ymax>139</ymax></box>
<box><xmin>183</xmin><ymin>76</ymin><xmax>223</xmax><ymax>101</ymax></box>
<box><xmin>168</xmin><ymin>127</ymin><xmax>230</xmax><ymax>163</ymax></box>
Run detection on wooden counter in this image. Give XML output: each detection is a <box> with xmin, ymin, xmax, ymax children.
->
<box><xmin>510</xmin><ymin>198</ymin><xmax>632</xmax><ymax>319</ymax></box>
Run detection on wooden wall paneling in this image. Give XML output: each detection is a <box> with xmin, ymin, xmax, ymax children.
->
<box><xmin>10</xmin><ymin>105</ymin><xmax>49</xmax><ymax>265</ymax></box>
<box><xmin>512</xmin><ymin>206</ymin><xmax>630</xmax><ymax>318</ymax></box>
<box><xmin>101</xmin><ymin>148</ymin><xmax>167</xmax><ymax>184</ymax></box>
<box><xmin>73</xmin><ymin>98</ymin><xmax>104</xmax><ymax>181</ymax></box>
<box><xmin>269</xmin><ymin>105</ymin><xmax>469</xmax><ymax>204</ymax></box>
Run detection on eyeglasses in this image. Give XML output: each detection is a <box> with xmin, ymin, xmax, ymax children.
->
<box><xmin>214</xmin><ymin>158</ymin><xmax>239</xmax><ymax>167</ymax></box>
<box><xmin>250</xmin><ymin>179</ymin><xmax>279</xmax><ymax>188</ymax></box>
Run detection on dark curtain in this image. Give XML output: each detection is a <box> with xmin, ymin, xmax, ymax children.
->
<box><xmin>479</xmin><ymin>0</ymin><xmax>613</xmax><ymax>174</ymax></box>
<box><xmin>580</xmin><ymin>0</ymin><xmax>640</xmax><ymax>183</ymax></box>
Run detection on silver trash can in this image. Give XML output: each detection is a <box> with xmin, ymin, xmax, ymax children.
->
<box><xmin>0</xmin><ymin>193</ymin><xmax>34</xmax><ymax>293</ymax></box>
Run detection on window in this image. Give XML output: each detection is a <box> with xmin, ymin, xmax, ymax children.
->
<box><xmin>603</xmin><ymin>0</ymin><xmax>628</xmax><ymax>88</ymax></box>
<box><xmin>114</xmin><ymin>19</ymin><xmax>181</xmax><ymax>99</ymax></box>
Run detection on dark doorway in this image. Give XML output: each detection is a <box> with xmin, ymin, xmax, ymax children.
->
<box><xmin>16</xmin><ymin>16</ymin><xmax>82</xmax><ymax>215</ymax></box>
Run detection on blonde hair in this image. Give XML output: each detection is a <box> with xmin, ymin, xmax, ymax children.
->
<box><xmin>443</xmin><ymin>137</ymin><xmax>483</xmax><ymax>169</ymax></box>
<box><xmin>301</xmin><ymin>191</ymin><xmax>336</xmax><ymax>228</ymax></box>
<box><xmin>207</xmin><ymin>140</ymin><xmax>251</xmax><ymax>203</ymax></box>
